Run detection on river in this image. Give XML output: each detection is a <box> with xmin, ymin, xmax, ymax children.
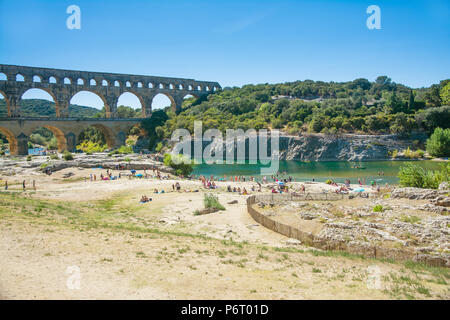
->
<box><xmin>193</xmin><ymin>160</ymin><xmax>444</xmax><ymax>185</ymax></box>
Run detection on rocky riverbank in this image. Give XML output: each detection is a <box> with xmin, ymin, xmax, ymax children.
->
<box><xmin>254</xmin><ymin>186</ymin><xmax>450</xmax><ymax>267</ymax></box>
<box><xmin>169</xmin><ymin>132</ymin><xmax>427</xmax><ymax>162</ymax></box>
<box><xmin>279</xmin><ymin>133</ymin><xmax>424</xmax><ymax>161</ymax></box>
<box><xmin>0</xmin><ymin>153</ymin><xmax>173</xmax><ymax>176</ymax></box>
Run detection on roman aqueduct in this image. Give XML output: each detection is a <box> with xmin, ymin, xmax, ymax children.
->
<box><xmin>0</xmin><ymin>64</ymin><xmax>221</xmax><ymax>155</ymax></box>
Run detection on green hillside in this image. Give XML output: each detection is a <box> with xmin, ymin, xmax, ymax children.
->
<box><xmin>159</xmin><ymin>77</ymin><xmax>450</xmax><ymax>137</ymax></box>
<box><xmin>0</xmin><ymin>99</ymin><xmax>100</xmax><ymax>118</ymax></box>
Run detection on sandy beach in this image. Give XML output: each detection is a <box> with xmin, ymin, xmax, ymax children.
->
<box><xmin>0</xmin><ymin>165</ymin><xmax>448</xmax><ymax>300</ymax></box>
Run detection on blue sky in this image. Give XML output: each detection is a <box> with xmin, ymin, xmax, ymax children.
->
<box><xmin>1</xmin><ymin>0</ymin><xmax>449</xmax><ymax>110</ymax></box>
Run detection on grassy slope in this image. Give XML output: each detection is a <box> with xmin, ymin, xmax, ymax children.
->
<box><xmin>0</xmin><ymin>190</ymin><xmax>448</xmax><ymax>299</ymax></box>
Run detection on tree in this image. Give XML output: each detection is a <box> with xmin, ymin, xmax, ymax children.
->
<box><xmin>416</xmin><ymin>105</ymin><xmax>450</xmax><ymax>132</ymax></box>
<box><xmin>426</xmin><ymin>127</ymin><xmax>450</xmax><ymax>158</ymax></box>
<box><xmin>408</xmin><ymin>90</ymin><xmax>415</xmax><ymax>111</ymax></box>
<box><xmin>424</xmin><ymin>84</ymin><xmax>442</xmax><ymax>107</ymax></box>
<box><xmin>117</xmin><ymin>105</ymin><xmax>139</xmax><ymax>118</ymax></box>
<box><xmin>441</xmin><ymin>82</ymin><xmax>450</xmax><ymax>106</ymax></box>
<box><xmin>398</xmin><ymin>163</ymin><xmax>441</xmax><ymax>189</ymax></box>
<box><xmin>385</xmin><ymin>92</ymin><xmax>406</xmax><ymax>114</ymax></box>
<box><xmin>141</xmin><ymin>110</ymin><xmax>169</xmax><ymax>150</ymax></box>
<box><xmin>375</xmin><ymin>76</ymin><xmax>392</xmax><ymax>85</ymax></box>
<box><xmin>163</xmin><ymin>153</ymin><xmax>193</xmax><ymax>177</ymax></box>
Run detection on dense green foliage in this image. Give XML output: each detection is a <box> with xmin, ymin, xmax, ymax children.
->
<box><xmin>76</xmin><ymin>141</ymin><xmax>107</xmax><ymax>154</ymax></box>
<box><xmin>78</xmin><ymin>126</ymin><xmax>107</xmax><ymax>145</ymax></box>
<box><xmin>439</xmin><ymin>82</ymin><xmax>450</xmax><ymax>106</ymax></box>
<box><xmin>29</xmin><ymin>127</ymin><xmax>58</xmax><ymax>150</ymax></box>
<box><xmin>0</xmin><ymin>99</ymin><xmax>100</xmax><ymax>118</ymax></box>
<box><xmin>157</xmin><ymin>77</ymin><xmax>449</xmax><ymax>137</ymax></box>
<box><xmin>163</xmin><ymin>153</ymin><xmax>193</xmax><ymax>177</ymax></box>
<box><xmin>426</xmin><ymin>128</ymin><xmax>450</xmax><ymax>157</ymax></box>
<box><xmin>141</xmin><ymin>110</ymin><xmax>169</xmax><ymax>150</ymax></box>
<box><xmin>93</xmin><ymin>105</ymin><xmax>141</xmax><ymax>118</ymax></box>
<box><xmin>398</xmin><ymin>162</ymin><xmax>449</xmax><ymax>189</ymax></box>
<box><xmin>108</xmin><ymin>145</ymin><xmax>133</xmax><ymax>156</ymax></box>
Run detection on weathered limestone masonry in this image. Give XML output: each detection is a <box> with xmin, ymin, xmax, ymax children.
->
<box><xmin>0</xmin><ymin>64</ymin><xmax>221</xmax><ymax>155</ymax></box>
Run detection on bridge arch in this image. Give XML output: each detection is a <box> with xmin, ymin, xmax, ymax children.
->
<box><xmin>70</xmin><ymin>90</ymin><xmax>108</xmax><ymax>116</ymax></box>
<box><xmin>152</xmin><ymin>93</ymin><xmax>175</xmax><ymax>112</ymax></box>
<box><xmin>0</xmin><ymin>90</ymin><xmax>10</xmax><ymax>117</ymax></box>
<box><xmin>90</xmin><ymin>123</ymin><xmax>116</xmax><ymax>148</ymax></box>
<box><xmin>0</xmin><ymin>72</ymin><xmax>7</xmax><ymax>81</ymax></box>
<box><xmin>117</xmin><ymin>91</ymin><xmax>144</xmax><ymax>117</ymax></box>
<box><xmin>33</xmin><ymin>75</ymin><xmax>42</xmax><ymax>83</ymax></box>
<box><xmin>21</xmin><ymin>88</ymin><xmax>58</xmax><ymax>117</ymax></box>
<box><xmin>0</xmin><ymin>127</ymin><xmax>18</xmax><ymax>155</ymax></box>
<box><xmin>29</xmin><ymin>124</ymin><xmax>67</xmax><ymax>152</ymax></box>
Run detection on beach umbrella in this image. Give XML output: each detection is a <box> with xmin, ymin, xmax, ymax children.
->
<box><xmin>130</xmin><ymin>169</ymin><xmax>136</xmax><ymax>173</ymax></box>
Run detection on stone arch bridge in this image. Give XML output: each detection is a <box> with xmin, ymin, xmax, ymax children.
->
<box><xmin>0</xmin><ymin>118</ymin><xmax>140</xmax><ymax>155</ymax></box>
<box><xmin>0</xmin><ymin>64</ymin><xmax>221</xmax><ymax>155</ymax></box>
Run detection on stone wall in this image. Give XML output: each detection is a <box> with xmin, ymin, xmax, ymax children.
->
<box><xmin>246</xmin><ymin>195</ymin><xmax>449</xmax><ymax>267</ymax></box>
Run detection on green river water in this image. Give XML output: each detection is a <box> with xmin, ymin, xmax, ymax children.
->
<box><xmin>193</xmin><ymin>160</ymin><xmax>444</xmax><ymax>185</ymax></box>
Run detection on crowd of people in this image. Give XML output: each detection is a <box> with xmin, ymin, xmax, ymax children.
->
<box><xmin>2</xmin><ymin>163</ymin><xmax>389</xmax><ymax>200</ymax></box>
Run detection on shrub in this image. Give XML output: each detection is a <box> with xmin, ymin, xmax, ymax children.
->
<box><xmin>426</xmin><ymin>127</ymin><xmax>450</xmax><ymax>158</ymax></box>
<box><xmin>398</xmin><ymin>163</ymin><xmax>448</xmax><ymax>189</ymax></box>
<box><xmin>155</xmin><ymin>142</ymin><xmax>164</xmax><ymax>153</ymax></box>
<box><xmin>163</xmin><ymin>153</ymin><xmax>193</xmax><ymax>177</ymax></box>
<box><xmin>126</xmin><ymin>136</ymin><xmax>137</xmax><ymax>146</ymax></box>
<box><xmin>63</xmin><ymin>150</ymin><xmax>74</xmax><ymax>161</ymax></box>
<box><xmin>389</xmin><ymin>149</ymin><xmax>399</xmax><ymax>158</ymax></box>
<box><xmin>50</xmin><ymin>154</ymin><xmax>59</xmax><ymax>160</ymax></box>
<box><xmin>47</xmin><ymin>137</ymin><xmax>58</xmax><ymax>150</ymax></box>
<box><xmin>108</xmin><ymin>145</ymin><xmax>133</xmax><ymax>156</ymax></box>
<box><xmin>118</xmin><ymin>145</ymin><xmax>133</xmax><ymax>154</ymax></box>
<box><xmin>373</xmin><ymin>205</ymin><xmax>384</xmax><ymax>213</ymax></box>
<box><xmin>204</xmin><ymin>193</ymin><xmax>225</xmax><ymax>211</ymax></box>
<box><xmin>26</xmin><ymin>155</ymin><xmax>32</xmax><ymax>161</ymax></box>
<box><xmin>76</xmin><ymin>140</ymin><xmax>107</xmax><ymax>154</ymax></box>
<box><xmin>404</xmin><ymin>147</ymin><xmax>425</xmax><ymax>159</ymax></box>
